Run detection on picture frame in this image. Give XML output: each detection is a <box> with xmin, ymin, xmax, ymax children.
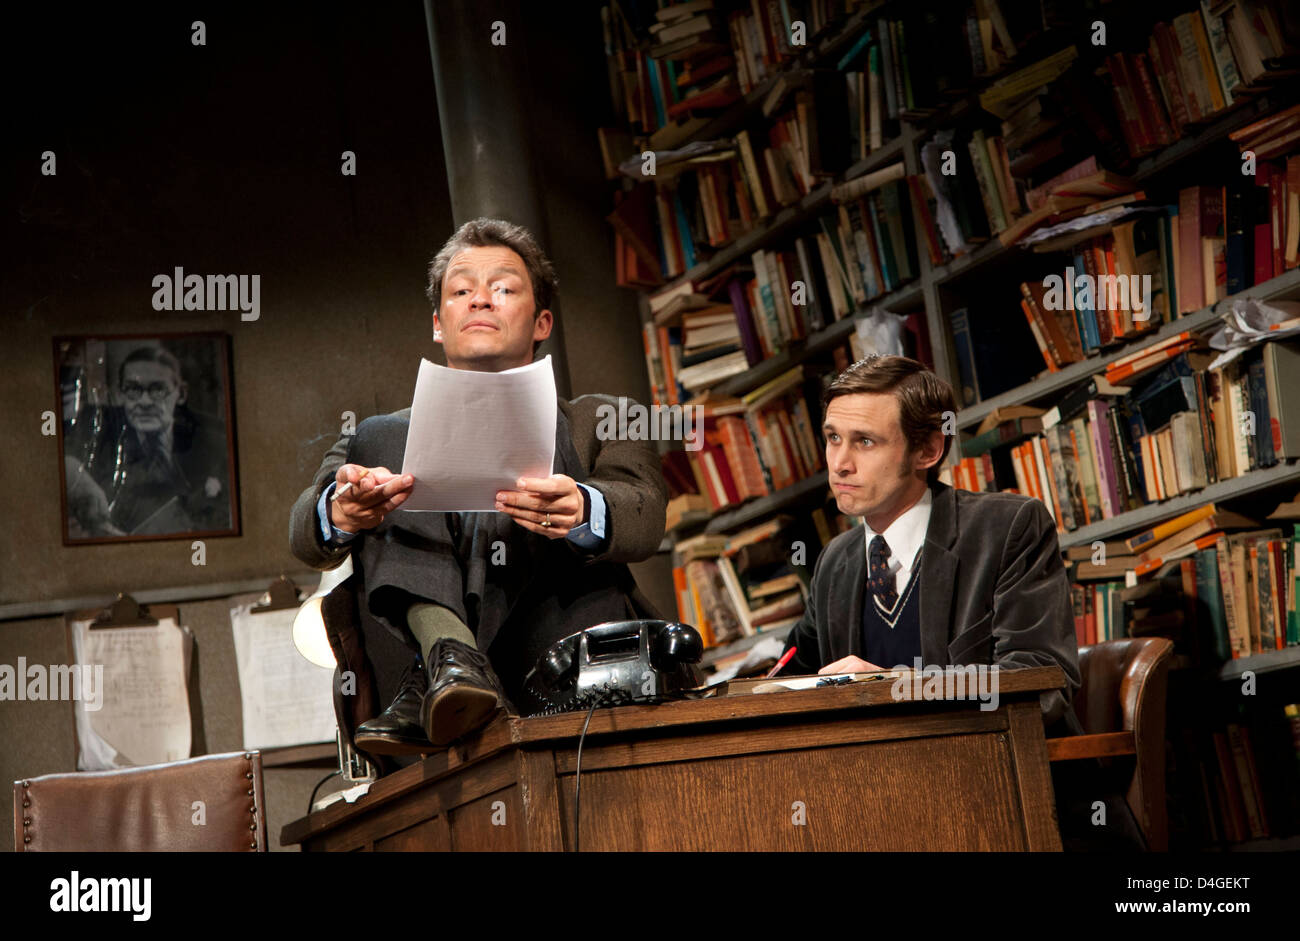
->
<box><xmin>54</xmin><ymin>332</ymin><xmax>240</xmax><ymax>545</ymax></box>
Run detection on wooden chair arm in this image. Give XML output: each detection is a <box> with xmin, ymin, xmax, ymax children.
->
<box><xmin>1047</xmin><ymin>731</ymin><xmax>1136</xmax><ymax>762</ymax></box>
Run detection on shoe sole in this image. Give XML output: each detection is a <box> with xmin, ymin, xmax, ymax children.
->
<box><xmin>422</xmin><ymin>684</ymin><xmax>502</xmax><ymax>746</ymax></box>
<box><xmin>353</xmin><ymin>728</ymin><xmax>445</xmax><ymax>756</ymax></box>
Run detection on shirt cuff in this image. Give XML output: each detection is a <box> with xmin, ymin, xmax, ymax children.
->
<box><xmin>566</xmin><ymin>483</ymin><xmax>608</xmax><ymax>550</ymax></box>
<box><xmin>317</xmin><ymin>481</ymin><xmax>359</xmax><ymax>547</ymax></box>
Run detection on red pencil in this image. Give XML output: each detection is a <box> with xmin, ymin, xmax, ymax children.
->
<box><xmin>765</xmin><ymin>646</ymin><xmax>797</xmax><ymax>678</ymax></box>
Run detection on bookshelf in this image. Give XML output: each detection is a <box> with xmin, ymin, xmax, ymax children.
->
<box><xmin>601</xmin><ymin>0</ymin><xmax>1300</xmax><ymax>851</ymax></box>
<box><xmin>1217</xmin><ymin>644</ymin><xmax>1300</xmax><ymax>681</ymax></box>
<box><xmin>957</xmin><ymin>265</ymin><xmax>1300</xmax><ymax>431</ymax></box>
<box><xmin>705</xmin><ymin>469</ymin><xmax>828</xmax><ymax>532</ymax></box>
<box><xmin>711</xmin><ymin>278</ymin><xmax>923</xmax><ymax>396</ymax></box>
<box><xmin>683</xmin><ymin>3</ymin><xmax>883</xmax><ymax>145</ymax></box>
<box><xmin>1057</xmin><ymin>460</ymin><xmax>1300</xmax><ymax>550</ymax></box>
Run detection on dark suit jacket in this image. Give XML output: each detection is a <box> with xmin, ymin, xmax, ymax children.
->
<box><xmin>74</xmin><ymin>404</ymin><xmax>232</xmax><ymax>534</ymax></box>
<box><xmin>781</xmin><ymin>480</ymin><xmax>1082</xmax><ymax>727</ymax></box>
<box><xmin>290</xmin><ymin>394</ymin><xmax>666</xmax><ymax>570</ymax></box>
<box><xmin>288</xmin><ymin>393</ymin><xmax>669</xmax><ymax>704</ymax></box>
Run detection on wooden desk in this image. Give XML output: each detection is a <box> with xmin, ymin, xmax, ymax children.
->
<box><xmin>281</xmin><ymin>666</ymin><xmax>1065</xmax><ymax>851</ymax></box>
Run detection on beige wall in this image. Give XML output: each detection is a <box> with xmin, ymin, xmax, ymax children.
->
<box><xmin>1</xmin><ymin>3</ymin><xmax>676</xmax><ymax>851</ymax></box>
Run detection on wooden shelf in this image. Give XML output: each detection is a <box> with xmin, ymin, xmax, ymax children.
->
<box><xmin>708</xmin><ymin>279</ymin><xmax>924</xmax><ymax>398</ymax></box>
<box><xmin>1216</xmin><ymin>644</ymin><xmax>1300</xmax><ymax>682</ymax></box>
<box><xmin>956</xmin><ymin>264</ymin><xmax>1300</xmax><ymax>432</ymax></box>
<box><xmin>1056</xmin><ymin>461</ymin><xmax>1300</xmax><ymax>551</ymax></box>
<box><xmin>661</xmin><ymin>135</ymin><xmax>910</xmax><ymax>297</ymax></box>
<box><xmin>705</xmin><ymin>471</ymin><xmax>829</xmax><ymax>534</ymax></box>
<box><xmin>1132</xmin><ymin>89</ymin><xmax>1297</xmax><ymax>184</ymax></box>
<box><xmin>669</xmin><ymin>4</ymin><xmax>883</xmax><ymax>151</ymax></box>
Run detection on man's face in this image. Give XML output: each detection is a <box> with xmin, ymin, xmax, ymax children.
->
<box><xmin>120</xmin><ymin>361</ymin><xmax>183</xmax><ymax>435</ymax></box>
<box><xmin>433</xmin><ymin>245</ymin><xmax>552</xmax><ymax>372</ymax></box>
<box><xmin>823</xmin><ymin>392</ymin><xmax>938</xmax><ymax>523</ymax></box>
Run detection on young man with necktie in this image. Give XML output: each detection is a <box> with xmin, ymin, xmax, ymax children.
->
<box><xmin>776</xmin><ymin>354</ymin><xmax>1082</xmax><ymax>733</ymax></box>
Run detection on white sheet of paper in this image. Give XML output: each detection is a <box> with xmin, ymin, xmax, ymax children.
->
<box><xmin>399</xmin><ymin>355</ymin><xmax>557</xmax><ymax>511</ymax></box>
<box><xmin>71</xmin><ymin>616</ymin><xmax>192</xmax><ymax>770</ymax></box>
<box><xmin>229</xmin><ymin>595</ymin><xmax>337</xmax><ymax>750</ymax></box>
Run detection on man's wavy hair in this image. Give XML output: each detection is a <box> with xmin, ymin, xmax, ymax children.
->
<box><xmin>822</xmin><ymin>354</ymin><xmax>955</xmax><ymax>483</ymax></box>
<box><xmin>427</xmin><ymin>217</ymin><xmax>558</xmax><ymax>315</ymax></box>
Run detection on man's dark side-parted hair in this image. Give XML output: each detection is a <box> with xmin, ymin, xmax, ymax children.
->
<box><xmin>426</xmin><ymin>218</ymin><xmax>559</xmax><ymax>316</ymax></box>
<box><xmin>822</xmin><ymin>354</ymin><xmax>956</xmax><ymax>482</ymax></box>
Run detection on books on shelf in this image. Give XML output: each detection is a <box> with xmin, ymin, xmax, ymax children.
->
<box><xmin>946</xmin><ymin>343</ymin><xmax>1300</xmax><ymax>538</ymax></box>
<box><xmin>672</xmin><ymin>512</ymin><xmax>814</xmax><ymax>649</ymax></box>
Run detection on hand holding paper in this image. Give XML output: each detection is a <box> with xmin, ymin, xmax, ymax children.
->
<box><xmin>400</xmin><ymin>356</ymin><xmax>557</xmax><ymax>512</ymax></box>
<box><xmin>495</xmin><ymin>473</ymin><xmax>585</xmax><ymax>538</ymax></box>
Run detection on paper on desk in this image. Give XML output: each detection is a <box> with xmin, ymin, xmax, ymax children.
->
<box><xmin>70</xmin><ymin>616</ymin><xmax>192</xmax><ymax>770</ymax></box>
<box><xmin>399</xmin><ymin>356</ymin><xmax>557</xmax><ymax>511</ymax></box>
<box><xmin>229</xmin><ymin>594</ymin><xmax>337</xmax><ymax>750</ymax></box>
<box><xmin>749</xmin><ymin>670</ymin><xmax>904</xmax><ymax>694</ymax></box>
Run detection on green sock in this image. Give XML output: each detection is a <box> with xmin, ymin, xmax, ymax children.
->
<box><xmin>407</xmin><ymin>602</ymin><xmax>476</xmax><ymax>662</ymax></box>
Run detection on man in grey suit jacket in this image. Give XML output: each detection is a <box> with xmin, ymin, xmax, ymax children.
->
<box><xmin>290</xmin><ymin>219</ymin><xmax>667</xmax><ymax>754</ymax></box>
<box><xmin>777</xmin><ymin>354</ymin><xmax>1082</xmax><ymax>731</ymax></box>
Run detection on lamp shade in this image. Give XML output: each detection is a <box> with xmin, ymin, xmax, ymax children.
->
<box><xmin>292</xmin><ymin>557</ymin><xmax>353</xmax><ymax>669</ymax></box>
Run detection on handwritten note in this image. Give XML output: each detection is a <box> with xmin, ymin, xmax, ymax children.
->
<box><xmin>71</xmin><ymin>616</ymin><xmax>192</xmax><ymax>770</ymax></box>
<box><xmin>229</xmin><ymin>596</ymin><xmax>337</xmax><ymax>749</ymax></box>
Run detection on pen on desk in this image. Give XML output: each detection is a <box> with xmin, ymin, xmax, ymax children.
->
<box><xmin>766</xmin><ymin>646</ymin><xmax>796</xmax><ymax>678</ymax></box>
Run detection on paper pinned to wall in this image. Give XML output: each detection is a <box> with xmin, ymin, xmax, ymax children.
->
<box><xmin>70</xmin><ymin>615</ymin><xmax>192</xmax><ymax>771</ymax></box>
<box><xmin>229</xmin><ymin>594</ymin><xmax>336</xmax><ymax>749</ymax></box>
<box><xmin>399</xmin><ymin>355</ymin><xmax>556</xmax><ymax>511</ymax></box>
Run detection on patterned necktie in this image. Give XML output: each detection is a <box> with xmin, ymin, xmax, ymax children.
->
<box><xmin>868</xmin><ymin>535</ymin><xmax>898</xmax><ymax>609</ymax></box>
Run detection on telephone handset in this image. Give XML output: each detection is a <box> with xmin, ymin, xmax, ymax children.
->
<box><xmin>521</xmin><ymin>620</ymin><xmax>704</xmax><ymax>716</ymax></box>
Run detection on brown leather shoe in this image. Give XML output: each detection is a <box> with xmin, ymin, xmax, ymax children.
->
<box><xmin>420</xmin><ymin>639</ymin><xmax>507</xmax><ymax>746</ymax></box>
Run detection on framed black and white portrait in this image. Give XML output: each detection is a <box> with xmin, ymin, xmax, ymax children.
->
<box><xmin>55</xmin><ymin>332</ymin><xmax>239</xmax><ymax>544</ymax></box>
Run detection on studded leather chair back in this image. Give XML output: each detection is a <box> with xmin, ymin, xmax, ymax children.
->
<box><xmin>15</xmin><ymin>751</ymin><xmax>267</xmax><ymax>851</ymax></box>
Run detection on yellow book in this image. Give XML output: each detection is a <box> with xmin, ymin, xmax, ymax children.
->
<box><xmin>1125</xmin><ymin>503</ymin><xmax>1220</xmax><ymax>553</ymax></box>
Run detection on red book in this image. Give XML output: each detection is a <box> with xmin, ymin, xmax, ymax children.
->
<box><xmin>1269</xmin><ymin>160</ymin><xmax>1285</xmax><ymax>277</ymax></box>
<box><xmin>1255</xmin><ymin>162</ymin><xmax>1277</xmax><ymax>286</ymax></box>
<box><xmin>1270</xmin><ymin>540</ymin><xmax>1287</xmax><ymax>649</ymax></box>
<box><xmin>1106</xmin><ymin>53</ymin><xmax>1149</xmax><ymax>156</ymax></box>
<box><xmin>1132</xmin><ymin>52</ymin><xmax>1173</xmax><ymax>148</ymax></box>
<box><xmin>1084</xmin><ymin>586</ymin><xmax>1096</xmax><ymax>646</ymax></box>
<box><xmin>1149</xmin><ymin>26</ymin><xmax>1189</xmax><ymax>135</ymax></box>
<box><xmin>1178</xmin><ymin>186</ymin><xmax>1206</xmax><ymax>313</ymax></box>
<box><xmin>1081</xmin><ymin>245</ymin><xmax>1113</xmax><ymax>344</ymax></box>
<box><xmin>907</xmin><ymin>176</ymin><xmax>945</xmax><ymax>266</ymax></box>
<box><xmin>1020</xmin><ymin>298</ymin><xmax>1059</xmax><ymax>372</ymax></box>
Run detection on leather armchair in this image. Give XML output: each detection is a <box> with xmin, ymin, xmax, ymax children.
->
<box><xmin>1047</xmin><ymin>636</ymin><xmax>1175</xmax><ymax>851</ymax></box>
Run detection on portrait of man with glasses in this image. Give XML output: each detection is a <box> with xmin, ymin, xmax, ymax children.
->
<box><xmin>58</xmin><ymin>334</ymin><xmax>238</xmax><ymax>543</ymax></box>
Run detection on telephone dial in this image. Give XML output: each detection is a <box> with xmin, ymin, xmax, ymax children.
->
<box><xmin>521</xmin><ymin>620</ymin><xmax>705</xmax><ymax>716</ymax></box>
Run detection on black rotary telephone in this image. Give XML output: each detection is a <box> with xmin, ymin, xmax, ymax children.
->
<box><xmin>520</xmin><ymin>620</ymin><xmax>705</xmax><ymax>716</ymax></box>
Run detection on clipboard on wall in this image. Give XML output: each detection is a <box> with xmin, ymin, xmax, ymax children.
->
<box><xmin>65</xmin><ymin>593</ymin><xmax>196</xmax><ymax>771</ymax></box>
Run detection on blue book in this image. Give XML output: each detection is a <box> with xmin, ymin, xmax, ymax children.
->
<box><xmin>645</xmin><ymin>54</ymin><xmax>668</xmax><ymax>129</ymax></box>
<box><xmin>837</xmin><ymin>27</ymin><xmax>874</xmax><ymax>71</ymax></box>
<box><xmin>1225</xmin><ymin>186</ymin><xmax>1250</xmax><ymax>297</ymax></box>
<box><xmin>1072</xmin><ymin>253</ymin><xmax>1100</xmax><ymax>351</ymax></box>
<box><xmin>673</xmin><ymin>191</ymin><xmax>697</xmax><ymax>271</ymax></box>
<box><xmin>1195</xmin><ymin>547</ymin><xmax>1232</xmax><ymax>663</ymax></box>
<box><xmin>1247</xmin><ymin>354</ymin><xmax>1276</xmax><ymax>468</ymax></box>
<box><xmin>948</xmin><ymin>307</ymin><xmax>981</xmax><ymax>406</ymax></box>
